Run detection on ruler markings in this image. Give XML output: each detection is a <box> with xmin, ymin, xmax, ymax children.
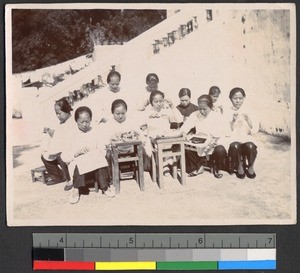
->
<box><xmin>33</xmin><ymin>233</ymin><xmax>276</xmax><ymax>250</ymax></box>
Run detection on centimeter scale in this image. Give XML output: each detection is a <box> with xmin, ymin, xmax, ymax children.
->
<box><xmin>33</xmin><ymin>233</ymin><xmax>276</xmax><ymax>270</ymax></box>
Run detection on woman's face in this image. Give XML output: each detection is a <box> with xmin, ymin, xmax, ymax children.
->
<box><xmin>147</xmin><ymin>78</ymin><xmax>158</xmax><ymax>92</ymax></box>
<box><xmin>54</xmin><ymin>104</ymin><xmax>70</xmax><ymax>123</ymax></box>
<box><xmin>198</xmin><ymin>103</ymin><xmax>211</xmax><ymax>117</ymax></box>
<box><xmin>152</xmin><ymin>94</ymin><xmax>164</xmax><ymax>111</ymax></box>
<box><xmin>76</xmin><ymin>111</ymin><xmax>91</xmax><ymax>132</ymax></box>
<box><xmin>113</xmin><ymin>105</ymin><xmax>127</xmax><ymax>123</ymax></box>
<box><xmin>231</xmin><ymin>91</ymin><xmax>245</xmax><ymax>109</ymax></box>
<box><xmin>108</xmin><ymin>75</ymin><xmax>120</xmax><ymax>92</ymax></box>
<box><xmin>210</xmin><ymin>94</ymin><xmax>219</xmax><ymax>103</ymax></box>
<box><xmin>180</xmin><ymin>95</ymin><xmax>191</xmax><ymax>108</ymax></box>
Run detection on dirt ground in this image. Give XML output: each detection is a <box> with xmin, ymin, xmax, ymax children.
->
<box><xmin>8</xmin><ymin>132</ymin><xmax>294</xmax><ymax>226</ymax></box>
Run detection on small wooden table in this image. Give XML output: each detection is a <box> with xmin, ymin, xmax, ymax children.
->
<box><xmin>151</xmin><ymin>135</ymin><xmax>186</xmax><ymax>189</ymax></box>
<box><xmin>110</xmin><ymin>140</ymin><xmax>144</xmax><ymax>194</ymax></box>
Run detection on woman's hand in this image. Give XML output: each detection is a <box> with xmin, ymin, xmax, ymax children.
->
<box><xmin>74</xmin><ymin>147</ymin><xmax>90</xmax><ymax>157</ymax></box>
<box><xmin>164</xmin><ymin>98</ymin><xmax>173</xmax><ymax>109</ymax></box>
<box><xmin>242</xmin><ymin>113</ymin><xmax>253</xmax><ymax>129</ymax></box>
<box><xmin>232</xmin><ymin>113</ymin><xmax>239</xmax><ymax>123</ymax></box>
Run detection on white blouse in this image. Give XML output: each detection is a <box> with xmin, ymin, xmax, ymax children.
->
<box><xmin>223</xmin><ymin>103</ymin><xmax>259</xmax><ymax>143</ymax></box>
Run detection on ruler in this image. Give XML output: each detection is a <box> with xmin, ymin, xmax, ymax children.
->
<box><xmin>33</xmin><ymin>233</ymin><xmax>276</xmax><ymax>270</ymax></box>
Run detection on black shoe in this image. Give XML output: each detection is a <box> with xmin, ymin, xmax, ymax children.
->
<box><xmin>64</xmin><ymin>184</ymin><xmax>73</xmax><ymax>191</ymax></box>
<box><xmin>246</xmin><ymin>169</ymin><xmax>256</xmax><ymax>179</ymax></box>
<box><xmin>46</xmin><ymin>178</ymin><xmax>65</xmax><ymax>186</ymax></box>
<box><xmin>236</xmin><ymin>171</ymin><xmax>246</xmax><ymax>179</ymax></box>
<box><xmin>213</xmin><ymin>169</ymin><xmax>223</xmax><ymax>179</ymax></box>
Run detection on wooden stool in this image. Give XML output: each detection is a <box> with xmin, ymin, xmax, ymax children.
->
<box><xmin>151</xmin><ymin>136</ymin><xmax>186</xmax><ymax>189</ymax></box>
<box><xmin>31</xmin><ymin>166</ymin><xmax>47</xmax><ymax>183</ymax></box>
<box><xmin>111</xmin><ymin>140</ymin><xmax>144</xmax><ymax>194</ymax></box>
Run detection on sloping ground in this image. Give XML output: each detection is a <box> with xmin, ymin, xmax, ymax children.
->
<box><xmin>9</xmin><ymin>132</ymin><xmax>294</xmax><ymax>226</ymax></box>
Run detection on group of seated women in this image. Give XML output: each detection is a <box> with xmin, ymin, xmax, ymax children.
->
<box><xmin>41</xmin><ymin>71</ymin><xmax>259</xmax><ymax>204</ymax></box>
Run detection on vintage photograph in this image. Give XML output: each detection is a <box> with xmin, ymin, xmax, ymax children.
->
<box><xmin>6</xmin><ymin>3</ymin><xmax>296</xmax><ymax>226</ymax></box>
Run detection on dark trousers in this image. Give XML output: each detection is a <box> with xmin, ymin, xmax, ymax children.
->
<box><xmin>41</xmin><ymin>153</ymin><xmax>70</xmax><ymax>182</ymax></box>
<box><xmin>185</xmin><ymin>145</ymin><xmax>227</xmax><ymax>173</ymax></box>
<box><xmin>73</xmin><ymin>166</ymin><xmax>109</xmax><ymax>192</ymax></box>
<box><xmin>228</xmin><ymin>141</ymin><xmax>257</xmax><ymax>171</ymax></box>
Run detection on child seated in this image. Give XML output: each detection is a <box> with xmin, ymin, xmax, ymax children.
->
<box><xmin>209</xmin><ymin>86</ymin><xmax>223</xmax><ymax>114</ymax></box>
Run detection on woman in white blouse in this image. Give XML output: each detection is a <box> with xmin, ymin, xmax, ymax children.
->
<box><xmin>61</xmin><ymin>106</ymin><xmax>115</xmax><ymax>204</ymax></box>
<box><xmin>225</xmin><ymin>87</ymin><xmax>259</xmax><ymax>179</ymax></box>
<box><xmin>180</xmin><ymin>95</ymin><xmax>228</xmax><ymax>178</ymax></box>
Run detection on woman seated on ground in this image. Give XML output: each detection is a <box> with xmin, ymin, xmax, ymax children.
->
<box><xmin>141</xmin><ymin>90</ymin><xmax>183</xmax><ymax>176</ymax></box>
<box><xmin>103</xmin><ymin>99</ymin><xmax>151</xmax><ymax>180</ymax></box>
<box><xmin>180</xmin><ymin>95</ymin><xmax>228</xmax><ymax>178</ymax></box>
<box><xmin>41</xmin><ymin>98</ymin><xmax>73</xmax><ymax>190</ymax></box>
<box><xmin>173</xmin><ymin>88</ymin><xmax>198</xmax><ymax>129</ymax></box>
<box><xmin>61</xmin><ymin>106</ymin><xmax>115</xmax><ymax>204</ymax></box>
<box><xmin>225</xmin><ymin>87</ymin><xmax>259</xmax><ymax>179</ymax></box>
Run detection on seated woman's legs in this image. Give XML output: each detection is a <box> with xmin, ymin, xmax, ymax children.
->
<box><xmin>41</xmin><ymin>154</ymin><xmax>66</xmax><ymax>184</ymax></box>
<box><xmin>185</xmin><ymin>150</ymin><xmax>203</xmax><ymax>174</ymax></box>
<box><xmin>210</xmin><ymin>145</ymin><xmax>227</xmax><ymax>178</ymax></box>
<box><xmin>69</xmin><ymin>165</ymin><xmax>86</xmax><ymax>203</ymax></box>
<box><xmin>95</xmin><ymin>167</ymin><xmax>115</xmax><ymax>196</ymax></box>
<box><xmin>228</xmin><ymin>142</ymin><xmax>245</xmax><ymax>178</ymax></box>
<box><xmin>241</xmin><ymin>142</ymin><xmax>257</xmax><ymax>178</ymax></box>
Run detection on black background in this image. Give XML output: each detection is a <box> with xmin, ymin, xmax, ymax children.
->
<box><xmin>0</xmin><ymin>0</ymin><xmax>299</xmax><ymax>272</ymax></box>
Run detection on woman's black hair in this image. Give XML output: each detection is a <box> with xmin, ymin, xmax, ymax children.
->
<box><xmin>74</xmin><ymin>106</ymin><xmax>92</xmax><ymax>122</ymax></box>
<box><xmin>106</xmin><ymin>71</ymin><xmax>121</xmax><ymax>84</ymax></box>
<box><xmin>197</xmin><ymin>94</ymin><xmax>213</xmax><ymax>109</ymax></box>
<box><xmin>54</xmin><ymin>97</ymin><xmax>73</xmax><ymax>113</ymax></box>
<box><xmin>209</xmin><ymin>86</ymin><xmax>221</xmax><ymax>96</ymax></box>
<box><xmin>229</xmin><ymin>87</ymin><xmax>246</xmax><ymax>99</ymax></box>
<box><xmin>178</xmin><ymin>88</ymin><xmax>191</xmax><ymax>98</ymax></box>
<box><xmin>146</xmin><ymin>73</ymin><xmax>159</xmax><ymax>84</ymax></box>
<box><xmin>149</xmin><ymin>90</ymin><xmax>164</xmax><ymax>106</ymax></box>
<box><xmin>111</xmin><ymin>99</ymin><xmax>127</xmax><ymax>114</ymax></box>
